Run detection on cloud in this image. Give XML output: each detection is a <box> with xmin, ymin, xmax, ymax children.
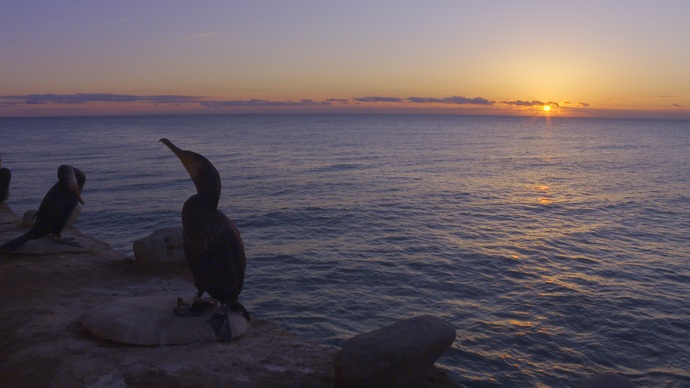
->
<box><xmin>200</xmin><ymin>99</ymin><xmax>330</xmax><ymax>108</ymax></box>
<box><xmin>407</xmin><ymin>97</ymin><xmax>443</xmax><ymax>103</ymax></box>
<box><xmin>501</xmin><ymin>100</ymin><xmax>544</xmax><ymax>107</ymax></box>
<box><xmin>1</xmin><ymin>93</ymin><xmax>605</xmax><ymax>115</ymax></box>
<box><xmin>0</xmin><ymin>94</ymin><xmax>337</xmax><ymax>109</ymax></box>
<box><xmin>354</xmin><ymin>95</ymin><xmax>494</xmax><ymax>105</ymax></box>
<box><xmin>408</xmin><ymin>96</ymin><xmax>494</xmax><ymax>105</ymax></box>
<box><xmin>353</xmin><ymin>96</ymin><xmax>404</xmax><ymax>103</ymax></box>
<box><xmin>1</xmin><ymin>93</ymin><xmax>201</xmax><ymax>105</ymax></box>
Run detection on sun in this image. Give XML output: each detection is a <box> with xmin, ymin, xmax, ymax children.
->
<box><xmin>543</xmin><ymin>105</ymin><xmax>551</xmax><ymax>112</ymax></box>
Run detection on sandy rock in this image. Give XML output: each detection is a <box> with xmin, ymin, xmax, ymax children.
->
<box><xmin>133</xmin><ymin>227</ymin><xmax>185</xmax><ymax>264</ymax></box>
<box><xmin>333</xmin><ymin>314</ymin><xmax>456</xmax><ymax>387</ymax></box>
<box><xmin>0</xmin><ymin>222</ymin><xmax>343</xmax><ymax>387</ymax></box>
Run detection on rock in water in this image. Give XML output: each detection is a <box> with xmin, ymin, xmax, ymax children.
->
<box><xmin>333</xmin><ymin>314</ymin><xmax>456</xmax><ymax>387</ymax></box>
<box><xmin>132</xmin><ymin>227</ymin><xmax>185</xmax><ymax>264</ymax></box>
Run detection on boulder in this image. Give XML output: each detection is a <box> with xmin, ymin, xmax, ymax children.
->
<box><xmin>133</xmin><ymin>227</ymin><xmax>185</xmax><ymax>264</ymax></box>
<box><xmin>333</xmin><ymin>314</ymin><xmax>456</xmax><ymax>387</ymax></box>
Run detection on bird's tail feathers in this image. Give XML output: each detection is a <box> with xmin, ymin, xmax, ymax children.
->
<box><xmin>0</xmin><ymin>233</ymin><xmax>32</xmax><ymax>254</ymax></box>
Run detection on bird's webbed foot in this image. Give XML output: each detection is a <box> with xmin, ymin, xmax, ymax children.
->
<box><xmin>174</xmin><ymin>296</ymin><xmax>216</xmax><ymax>317</ymax></box>
<box><xmin>208</xmin><ymin>309</ymin><xmax>233</xmax><ymax>342</ymax></box>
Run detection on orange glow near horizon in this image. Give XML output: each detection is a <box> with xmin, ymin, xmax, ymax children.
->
<box><xmin>1</xmin><ymin>3</ymin><xmax>689</xmax><ymax>119</ymax></box>
<box><xmin>1</xmin><ymin>94</ymin><xmax>688</xmax><ymax>119</ymax></box>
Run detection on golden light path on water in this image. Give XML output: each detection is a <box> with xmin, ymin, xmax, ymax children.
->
<box><xmin>1</xmin><ymin>114</ymin><xmax>688</xmax><ymax>386</ymax></box>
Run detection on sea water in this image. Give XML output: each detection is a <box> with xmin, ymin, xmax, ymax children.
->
<box><xmin>1</xmin><ymin>114</ymin><xmax>688</xmax><ymax>386</ymax></box>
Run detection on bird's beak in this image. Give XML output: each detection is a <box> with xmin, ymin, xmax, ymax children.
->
<box><xmin>160</xmin><ymin>138</ymin><xmax>198</xmax><ymax>178</ymax></box>
<box><xmin>160</xmin><ymin>138</ymin><xmax>183</xmax><ymax>158</ymax></box>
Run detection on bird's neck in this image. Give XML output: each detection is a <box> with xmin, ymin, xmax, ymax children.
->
<box><xmin>191</xmin><ymin>177</ymin><xmax>220</xmax><ymax>208</ymax></box>
<box><xmin>194</xmin><ymin>192</ymin><xmax>219</xmax><ymax>210</ymax></box>
<box><xmin>183</xmin><ymin>193</ymin><xmax>218</xmax><ymax>223</ymax></box>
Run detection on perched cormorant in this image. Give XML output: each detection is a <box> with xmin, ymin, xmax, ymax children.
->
<box><xmin>0</xmin><ymin>165</ymin><xmax>85</xmax><ymax>254</ymax></box>
<box><xmin>160</xmin><ymin>138</ymin><xmax>251</xmax><ymax>341</ymax></box>
<box><xmin>0</xmin><ymin>155</ymin><xmax>10</xmax><ymax>203</ymax></box>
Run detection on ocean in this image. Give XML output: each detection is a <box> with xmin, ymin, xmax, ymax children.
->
<box><xmin>1</xmin><ymin>114</ymin><xmax>688</xmax><ymax>386</ymax></box>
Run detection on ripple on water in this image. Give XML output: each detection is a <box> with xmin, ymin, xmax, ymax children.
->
<box><xmin>2</xmin><ymin>115</ymin><xmax>689</xmax><ymax>386</ymax></box>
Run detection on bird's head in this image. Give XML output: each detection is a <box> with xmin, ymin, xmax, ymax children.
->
<box><xmin>57</xmin><ymin>165</ymin><xmax>85</xmax><ymax>205</ymax></box>
<box><xmin>160</xmin><ymin>138</ymin><xmax>221</xmax><ymax>203</ymax></box>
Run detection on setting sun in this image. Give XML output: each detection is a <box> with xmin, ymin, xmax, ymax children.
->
<box><xmin>1</xmin><ymin>2</ymin><xmax>689</xmax><ymax>119</ymax></box>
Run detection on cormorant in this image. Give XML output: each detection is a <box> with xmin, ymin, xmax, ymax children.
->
<box><xmin>0</xmin><ymin>155</ymin><xmax>10</xmax><ymax>203</ymax></box>
<box><xmin>160</xmin><ymin>138</ymin><xmax>251</xmax><ymax>341</ymax></box>
<box><xmin>0</xmin><ymin>165</ymin><xmax>85</xmax><ymax>253</ymax></box>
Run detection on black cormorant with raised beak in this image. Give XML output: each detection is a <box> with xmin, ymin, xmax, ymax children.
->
<box><xmin>160</xmin><ymin>138</ymin><xmax>251</xmax><ymax>341</ymax></box>
<box><xmin>0</xmin><ymin>165</ymin><xmax>85</xmax><ymax>253</ymax></box>
<box><xmin>0</xmin><ymin>155</ymin><xmax>10</xmax><ymax>204</ymax></box>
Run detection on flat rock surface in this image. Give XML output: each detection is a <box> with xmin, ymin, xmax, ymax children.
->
<box><xmin>0</xmin><ymin>220</ymin><xmax>338</xmax><ymax>387</ymax></box>
<box><xmin>81</xmin><ymin>295</ymin><xmax>248</xmax><ymax>345</ymax></box>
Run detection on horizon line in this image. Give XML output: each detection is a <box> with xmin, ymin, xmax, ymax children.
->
<box><xmin>1</xmin><ymin>92</ymin><xmax>688</xmax><ymax>120</ymax></box>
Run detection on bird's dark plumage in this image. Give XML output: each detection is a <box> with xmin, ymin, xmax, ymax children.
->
<box><xmin>0</xmin><ymin>155</ymin><xmax>10</xmax><ymax>203</ymax></box>
<box><xmin>0</xmin><ymin>165</ymin><xmax>85</xmax><ymax>254</ymax></box>
<box><xmin>160</xmin><ymin>138</ymin><xmax>250</xmax><ymax>340</ymax></box>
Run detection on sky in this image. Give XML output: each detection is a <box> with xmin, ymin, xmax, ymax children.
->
<box><xmin>1</xmin><ymin>1</ymin><xmax>689</xmax><ymax>119</ymax></box>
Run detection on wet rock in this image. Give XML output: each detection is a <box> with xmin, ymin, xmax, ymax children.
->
<box><xmin>333</xmin><ymin>314</ymin><xmax>456</xmax><ymax>387</ymax></box>
<box><xmin>133</xmin><ymin>227</ymin><xmax>185</xmax><ymax>264</ymax></box>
